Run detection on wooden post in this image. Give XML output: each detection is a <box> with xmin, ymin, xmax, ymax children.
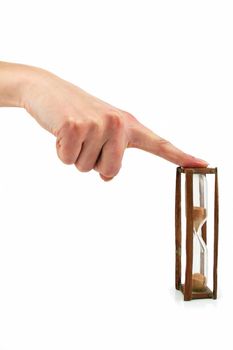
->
<box><xmin>175</xmin><ymin>167</ymin><xmax>182</xmax><ymax>290</ymax></box>
<box><xmin>213</xmin><ymin>168</ymin><xmax>219</xmax><ymax>299</ymax></box>
<box><xmin>184</xmin><ymin>170</ymin><xmax>194</xmax><ymax>301</ymax></box>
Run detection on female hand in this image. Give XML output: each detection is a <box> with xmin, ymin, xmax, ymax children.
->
<box><xmin>0</xmin><ymin>62</ymin><xmax>208</xmax><ymax>181</ymax></box>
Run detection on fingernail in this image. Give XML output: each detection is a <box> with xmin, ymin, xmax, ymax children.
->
<box><xmin>100</xmin><ymin>174</ymin><xmax>114</xmax><ymax>181</ymax></box>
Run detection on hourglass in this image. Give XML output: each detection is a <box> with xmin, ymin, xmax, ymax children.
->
<box><xmin>175</xmin><ymin>167</ymin><xmax>219</xmax><ymax>301</ymax></box>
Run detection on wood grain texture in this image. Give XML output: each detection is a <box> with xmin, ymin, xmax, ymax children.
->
<box><xmin>213</xmin><ymin>168</ymin><xmax>219</xmax><ymax>299</ymax></box>
<box><xmin>184</xmin><ymin>170</ymin><xmax>194</xmax><ymax>301</ymax></box>
<box><xmin>181</xmin><ymin>285</ymin><xmax>213</xmax><ymax>300</ymax></box>
<box><xmin>175</xmin><ymin>167</ymin><xmax>182</xmax><ymax>290</ymax></box>
<box><xmin>180</xmin><ymin>167</ymin><xmax>216</xmax><ymax>174</ymax></box>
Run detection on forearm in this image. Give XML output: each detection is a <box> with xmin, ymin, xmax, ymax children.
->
<box><xmin>0</xmin><ymin>61</ymin><xmax>32</xmax><ymax>108</ymax></box>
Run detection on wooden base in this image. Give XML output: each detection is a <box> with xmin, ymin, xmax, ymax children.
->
<box><xmin>180</xmin><ymin>284</ymin><xmax>214</xmax><ymax>300</ymax></box>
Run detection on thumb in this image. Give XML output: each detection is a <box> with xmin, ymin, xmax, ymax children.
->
<box><xmin>126</xmin><ymin>115</ymin><xmax>208</xmax><ymax>167</ymax></box>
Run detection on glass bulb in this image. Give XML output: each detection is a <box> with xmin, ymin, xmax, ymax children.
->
<box><xmin>192</xmin><ymin>174</ymin><xmax>208</xmax><ymax>292</ymax></box>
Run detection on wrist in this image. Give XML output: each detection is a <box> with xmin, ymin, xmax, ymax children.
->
<box><xmin>0</xmin><ymin>62</ymin><xmax>35</xmax><ymax>108</ymax></box>
<box><xmin>19</xmin><ymin>64</ymin><xmax>57</xmax><ymax>113</ymax></box>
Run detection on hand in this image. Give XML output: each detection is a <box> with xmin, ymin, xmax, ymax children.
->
<box><xmin>1</xmin><ymin>63</ymin><xmax>208</xmax><ymax>181</ymax></box>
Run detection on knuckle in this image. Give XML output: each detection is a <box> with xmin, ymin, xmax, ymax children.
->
<box><xmin>59</xmin><ymin>117</ymin><xmax>86</xmax><ymax>136</ymax></box>
<box><xmin>122</xmin><ymin>110</ymin><xmax>137</xmax><ymax>121</ymax></box>
<box><xmin>87</xmin><ymin>119</ymin><xmax>99</xmax><ymax>131</ymax></box>
<box><xmin>64</xmin><ymin>117</ymin><xmax>79</xmax><ymax>131</ymax></box>
<box><xmin>105</xmin><ymin>111</ymin><xmax>124</xmax><ymax>132</ymax></box>
<box><xmin>64</xmin><ymin>118</ymin><xmax>100</xmax><ymax>137</ymax></box>
<box><xmin>86</xmin><ymin>119</ymin><xmax>102</xmax><ymax>137</ymax></box>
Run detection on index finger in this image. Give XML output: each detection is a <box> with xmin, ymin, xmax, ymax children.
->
<box><xmin>126</xmin><ymin>119</ymin><xmax>208</xmax><ymax>167</ymax></box>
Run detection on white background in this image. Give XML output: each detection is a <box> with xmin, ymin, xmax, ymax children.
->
<box><xmin>0</xmin><ymin>1</ymin><xmax>232</xmax><ymax>349</ymax></box>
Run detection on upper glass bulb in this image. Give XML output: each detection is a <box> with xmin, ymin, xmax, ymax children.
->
<box><xmin>193</xmin><ymin>174</ymin><xmax>207</xmax><ymax>232</ymax></box>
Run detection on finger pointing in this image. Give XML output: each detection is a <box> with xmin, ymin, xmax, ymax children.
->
<box><xmin>127</xmin><ymin>118</ymin><xmax>208</xmax><ymax>167</ymax></box>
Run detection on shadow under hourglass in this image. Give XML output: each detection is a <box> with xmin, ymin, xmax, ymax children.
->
<box><xmin>169</xmin><ymin>287</ymin><xmax>220</xmax><ymax>308</ymax></box>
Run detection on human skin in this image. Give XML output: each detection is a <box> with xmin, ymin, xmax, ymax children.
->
<box><xmin>0</xmin><ymin>62</ymin><xmax>208</xmax><ymax>181</ymax></box>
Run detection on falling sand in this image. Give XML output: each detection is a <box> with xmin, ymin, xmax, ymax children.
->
<box><xmin>193</xmin><ymin>206</ymin><xmax>207</xmax><ymax>232</ymax></box>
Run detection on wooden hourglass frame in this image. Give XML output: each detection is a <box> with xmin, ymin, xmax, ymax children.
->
<box><xmin>175</xmin><ymin>167</ymin><xmax>219</xmax><ymax>301</ymax></box>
